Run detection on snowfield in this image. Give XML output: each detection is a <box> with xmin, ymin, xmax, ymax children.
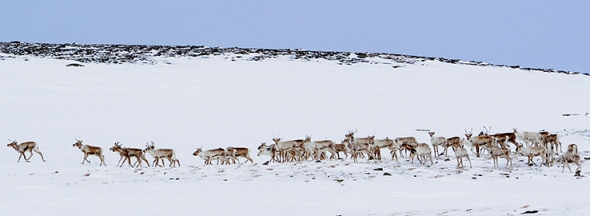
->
<box><xmin>0</xmin><ymin>51</ymin><xmax>589</xmax><ymax>216</ymax></box>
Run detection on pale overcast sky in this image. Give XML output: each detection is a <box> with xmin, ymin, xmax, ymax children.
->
<box><xmin>1</xmin><ymin>0</ymin><xmax>588</xmax><ymax>73</ymax></box>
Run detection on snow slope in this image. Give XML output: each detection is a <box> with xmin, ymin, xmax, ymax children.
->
<box><xmin>0</xmin><ymin>51</ymin><xmax>589</xmax><ymax>216</ymax></box>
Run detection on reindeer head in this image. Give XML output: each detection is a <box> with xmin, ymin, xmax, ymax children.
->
<box><xmin>193</xmin><ymin>148</ymin><xmax>202</xmax><ymax>156</ymax></box>
<box><xmin>428</xmin><ymin>132</ymin><xmax>435</xmax><ymax>137</ymax></box>
<box><xmin>515</xmin><ymin>144</ymin><xmax>524</xmax><ymax>155</ymax></box>
<box><xmin>483</xmin><ymin>126</ymin><xmax>491</xmax><ymax>136</ymax></box>
<box><xmin>304</xmin><ymin>135</ymin><xmax>312</xmax><ymax>142</ymax></box>
<box><xmin>272</xmin><ymin>137</ymin><xmax>282</xmax><ymax>144</ymax></box>
<box><xmin>345</xmin><ymin>129</ymin><xmax>357</xmax><ymax>140</ymax></box>
<box><xmin>73</xmin><ymin>138</ymin><xmax>83</xmax><ymax>148</ymax></box>
<box><xmin>110</xmin><ymin>142</ymin><xmax>122</xmax><ymax>152</ymax></box>
<box><xmin>6</xmin><ymin>139</ymin><xmax>18</xmax><ymax>149</ymax></box>
<box><xmin>7</xmin><ymin>139</ymin><xmax>17</xmax><ymax>147</ymax></box>
<box><xmin>143</xmin><ymin>141</ymin><xmax>156</xmax><ymax>152</ymax></box>
<box><xmin>367</xmin><ymin>135</ymin><xmax>375</xmax><ymax>140</ymax></box>
<box><xmin>464</xmin><ymin>129</ymin><xmax>473</xmax><ymax>139</ymax></box>
<box><xmin>258</xmin><ymin>142</ymin><xmax>267</xmax><ymax>150</ymax></box>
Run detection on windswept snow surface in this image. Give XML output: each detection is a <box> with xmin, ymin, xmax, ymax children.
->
<box><xmin>0</xmin><ymin>53</ymin><xmax>589</xmax><ymax>216</ymax></box>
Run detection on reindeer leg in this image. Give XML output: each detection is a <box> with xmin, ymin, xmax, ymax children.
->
<box><xmin>34</xmin><ymin>150</ymin><xmax>46</xmax><ymax>162</ymax></box>
<box><xmin>17</xmin><ymin>152</ymin><xmax>25</xmax><ymax>162</ymax></box>
<box><xmin>167</xmin><ymin>158</ymin><xmax>174</xmax><ymax>167</ymax></box>
<box><xmin>26</xmin><ymin>151</ymin><xmax>34</xmax><ymax>161</ymax></box>
<box><xmin>101</xmin><ymin>155</ymin><xmax>106</xmax><ymax>166</ymax></box>
<box><xmin>82</xmin><ymin>153</ymin><xmax>89</xmax><ymax>164</ymax></box>
<box><xmin>119</xmin><ymin>157</ymin><xmax>126</xmax><ymax>167</ymax></box>
<box><xmin>142</xmin><ymin>156</ymin><xmax>150</xmax><ymax>167</ymax></box>
<box><xmin>126</xmin><ymin>156</ymin><xmax>134</xmax><ymax>168</ymax></box>
<box><xmin>116</xmin><ymin>156</ymin><xmax>124</xmax><ymax>167</ymax></box>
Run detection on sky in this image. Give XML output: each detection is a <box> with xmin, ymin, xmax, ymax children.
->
<box><xmin>1</xmin><ymin>0</ymin><xmax>589</xmax><ymax>73</ymax></box>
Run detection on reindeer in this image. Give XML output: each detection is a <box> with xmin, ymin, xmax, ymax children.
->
<box><xmin>109</xmin><ymin>142</ymin><xmax>150</xmax><ymax>167</ymax></box>
<box><xmin>407</xmin><ymin>143</ymin><xmax>434</xmax><ymax>166</ymax></box>
<box><xmin>272</xmin><ymin>137</ymin><xmax>304</xmax><ymax>162</ymax></box>
<box><xmin>560</xmin><ymin>152</ymin><xmax>581</xmax><ymax>173</ymax></box>
<box><xmin>517</xmin><ymin>145</ymin><xmax>551</xmax><ymax>167</ymax></box>
<box><xmin>143</xmin><ymin>141</ymin><xmax>180</xmax><ymax>167</ymax></box>
<box><xmin>226</xmin><ymin>147</ymin><xmax>254</xmax><ymax>164</ymax></box>
<box><xmin>465</xmin><ymin>129</ymin><xmax>495</xmax><ymax>157</ymax></box>
<box><xmin>489</xmin><ymin>132</ymin><xmax>519</xmax><ymax>151</ymax></box>
<box><xmin>344</xmin><ymin>130</ymin><xmax>375</xmax><ymax>162</ymax></box>
<box><xmin>193</xmin><ymin>147</ymin><xmax>228</xmax><ymax>165</ymax></box>
<box><xmin>7</xmin><ymin>139</ymin><xmax>46</xmax><ymax>162</ymax></box>
<box><xmin>428</xmin><ymin>132</ymin><xmax>447</xmax><ymax>158</ymax></box>
<box><xmin>566</xmin><ymin>143</ymin><xmax>578</xmax><ymax>154</ymax></box>
<box><xmin>333</xmin><ymin>141</ymin><xmax>349</xmax><ymax>160</ymax></box>
<box><xmin>489</xmin><ymin>146</ymin><xmax>513</xmax><ymax>169</ymax></box>
<box><xmin>342</xmin><ymin>139</ymin><xmax>372</xmax><ymax>163</ymax></box>
<box><xmin>444</xmin><ymin>136</ymin><xmax>461</xmax><ymax>158</ymax></box>
<box><xmin>257</xmin><ymin>142</ymin><xmax>279</xmax><ymax>163</ymax></box>
<box><xmin>452</xmin><ymin>145</ymin><xmax>472</xmax><ymax>168</ymax></box>
<box><xmin>393</xmin><ymin>136</ymin><xmax>418</xmax><ymax>158</ymax></box>
<box><xmin>302</xmin><ymin>135</ymin><xmax>336</xmax><ymax>161</ymax></box>
<box><xmin>513</xmin><ymin>128</ymin><xmax>544</xmax><ymax>147</ymax></box>
<box><xmin>540</xmin><ymin>132</ymin><xmax>562</xmax><ymax>154</ymax></box>
<box><xmin>372</xmin><ymin>137</ymin><xmax>396</xmax><ymax>161</ymax></box>
<box><xmin>72</xmin><ymin>139</ymin><xmax>105</xmax><ymax>166</ymax></box>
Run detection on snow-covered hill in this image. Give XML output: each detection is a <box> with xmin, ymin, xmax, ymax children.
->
<box><xmin>0</xmin><ymin>42</ymin><xmax>589</xmax><ymax>216</ymax></box>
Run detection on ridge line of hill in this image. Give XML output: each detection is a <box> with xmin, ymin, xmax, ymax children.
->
<box><xmin>0</xmin><ymin>41</ymin><xmax>585</xmax><ymax>76</ymax></box>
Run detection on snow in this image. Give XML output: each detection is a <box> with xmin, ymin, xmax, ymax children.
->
<box><xmin>0</xmin><ymin>53</ymin><xmax>589</xmax><ymax>215</ymax></box>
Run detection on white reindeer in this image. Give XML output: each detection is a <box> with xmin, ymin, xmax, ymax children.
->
<box><xmin>143</xmin><ymin>141</ymin><xmax>180</xmax><ymax>167</ymax></box>
<box><xmin>560</xmin><ymin>152</ymin><xmax>581</xmax><ymax>173</ymax></box>
<box><xmin>302</xmin><ymin>135</ymin><xmax>336</xmax><ymax>161</ymax></box>
<box><xmin>193</xmin><ymin>147</ymin><xmax>228</xmax><ymax>165</ymax></box>
<box><xmin>344</xmin><ymin>130</ymin><xmax>375</xmax><ymax>162</ymax></box>
<box><xmin>428</xmin><ymin>132</ymin><xmax>447</xmax><ymax>158</ymax></box>
<box><xmin>409</xmin><ymin>143</ymin><xmax>434</xmax><ymax>166</ymax></box>
<box><xmin>272</xmin><ymin>137</ymin><xmax>304</xmax><ymax>162</ymax></box>
<box><xmin>513</xmin><ymin>128</ymin><xmax>544</xmax><ymax>147</ymax></box>
<box><xmin>452</xmin><ymin>145</ymin><xmax>472</xmax><ymax>168</ymax></box>
<box><xmin>257</xmin><ymin>142</ymin><xmax>279</xmax><ymax>163</ymax></box>
<box><xmin>489</xmin><ymin>146</ymin><xmax>513</xmax><ymax>169</ymax></box>
<box><xmin>517</xmin><ymin>145</ymin><xmax>551</xmax><ymax>167</ymax></box>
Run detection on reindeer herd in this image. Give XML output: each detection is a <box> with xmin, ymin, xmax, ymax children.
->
<box><xmin>255</xmin><ymin>128</ymin><xmax>582</xmax><ymax>173</ymax></box>
<box><xmin>4</xmin><ymin>127</ymin><xmax>584</xmax><ymax>173</ymax></box>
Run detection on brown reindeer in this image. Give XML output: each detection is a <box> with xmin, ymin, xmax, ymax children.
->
<box><xmin>7</xmin><ymin>139</ymin><xmax>46</xmax><ymax>162</ymax></box>
<box><xmin>465</xmin><ymin>129</ymin><xmax>495</xmax><ymax>157</ymax></box>
<box><xmin>110</xmin><ymin>142</ymin><xmax>150</xmax><ymax>167</ymax></box>
<box><xmin>333</xmin><ymin>142</ymin><xmax>349</xmax><ymax>160</ymax></box>
<box><xmin>73</xmin><ymin>139</ymin><xmax>106</xmax><ymax>166</ymax></box>
<box><xmin>226</xmin><ymin>147</ymin><xmax>254</xmax><ymax>164</ymax></box>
